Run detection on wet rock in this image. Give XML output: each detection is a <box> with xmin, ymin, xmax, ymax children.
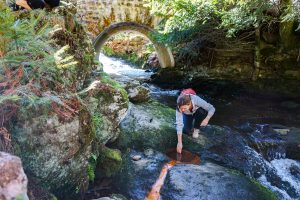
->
<box><xmin>0</xmin><ymin>152</ymin><xmax>28</xmax><ymax>200</ymax></box>
<box><xmin>235</xmin><ymin>122</ymin><xmax>255</xmax><ymax>133</ymax></box>
<box><xmin>162</xmin><ymin>162</ymin><xmax>278</xmax><ymax>200</ymax></box>
<box><xmin>150</xmin><ymin>68</ymin><xmax>185</xmax><ymax>88</ymax></box>
<box><xmin>96</xmin><ymin>147</ymin><xmax>122</xmax><ymax>178</ymax></box>
<box><xmin>143</xmin><ymin>54</ymin><xmax>160</xmax><ymax>72</ymax></box>
<box><xmin>285</xmin><ymin>128</ymin><xmax>300</xmax><ymax>160</ymax></box>
<box><xmin>112</xmin><ymin>150</ymin><xmax>168</xmax><ymax>200</ymax></box>
<box><xmin>289</xmin><ymin>164</ymin><xmax>300</xmax><ymax>179</ymax></box>
<box><xmin>144</xmin><ymin>148</ymin><xmax>154</xmax><ymax>156</ymax></box>
<box><xmin>127</xmin><ymin>85</ymin><xmax>150</xmax><ymax>103</ymax></box>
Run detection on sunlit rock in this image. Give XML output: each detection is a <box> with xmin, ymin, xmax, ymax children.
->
<box><xmin>0</xmin><ymin>152</ymin><xmax>28</xmax><ymax>200</ymax></box>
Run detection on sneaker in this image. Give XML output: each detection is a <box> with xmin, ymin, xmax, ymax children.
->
<box><xmin>192</xmin><ymin>129</ymin><xmax>199</xmax><ymax>138</ymax></box>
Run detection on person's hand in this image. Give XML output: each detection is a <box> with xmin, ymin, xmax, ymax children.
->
<box><xmin>177</xmin><ymin>142</ymin><xmax>182</xmax><ymax>153</ymax></box>
<box><xmin>200</xmin><ymin>118</ymin><xmax>209</xmax><ymax>126</ymax></box>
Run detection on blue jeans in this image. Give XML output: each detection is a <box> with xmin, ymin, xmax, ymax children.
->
<box><xmin>183</xmin><ymin>108</ymin><xmax>208</xmax><ymax>134</ymax></box>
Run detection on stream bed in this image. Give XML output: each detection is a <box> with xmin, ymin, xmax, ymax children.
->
<box><xmin>85</xmin><ymin>54</ymin><xmax>300</xmax><ymax>200</ymax></box>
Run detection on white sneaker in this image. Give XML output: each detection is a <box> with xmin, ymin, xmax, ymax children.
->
<box><xmin>192</xmin><ymin>129</ymin><xmax>199</xmax><ymax>138</ymax></box>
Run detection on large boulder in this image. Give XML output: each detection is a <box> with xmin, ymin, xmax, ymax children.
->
<box><xmin>115</xmin><ymin>101</ymin><xmax>178</xmax><ymax>151</ymax></box>
<box><xmin>11</xmin><ymin>107</ymin><xmax>93</xmax><ymax>199</ymax></box>
<box><xmin>10</xmin><ymin>77</ymin><xmax>129</xmax><ymax>199</ymax></box>
<box><xmin>115</xmin><ymin>100</ymin><xmax>226</xmax><ymax>153</ymax></box>
<box><xmin>80</xmin><ymin>77</ymin><xmax>129</xmax><ymax>145</ymax></box>
<box><xmin>162</xmin><ymin>162</ymin><xmax>278</xmax><ymax>200</ymax></box>
<box><xmin>0</xmin><ymin>152</ymin><xmax>28</xmax><ymax>200</ymax></box>
<box><xmin>112</xmin><ymin>149</ymin><xmax>277</xmax><ymax>200</ymax></box>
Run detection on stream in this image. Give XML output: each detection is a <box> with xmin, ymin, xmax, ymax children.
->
<box><xmin>85</xmin><ymin>53</ymin><xmax>300</xmax><ymax>200</ymax></box>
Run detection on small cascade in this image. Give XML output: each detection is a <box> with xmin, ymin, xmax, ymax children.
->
<box><xmin>244</xmin><ymin>124</ymin><xmax>300</xmax><ymax>199</ymax></box>
<box><xmin>100</xmin><ymin>53</ymin><xmax>152</xmax><ymax>79</ymax></box>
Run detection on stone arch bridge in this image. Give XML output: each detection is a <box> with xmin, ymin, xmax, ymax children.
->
<box><xmin>76</xmin><ymin>0</ymin><xmax>175</xmax><ymax>67</ymax></box>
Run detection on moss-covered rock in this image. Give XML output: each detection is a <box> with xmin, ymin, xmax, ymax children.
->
<box><xmin>95</xmin><ymin>147</ymin><xmax>122</xmax><ymax>178</ymax></box>
<box><xmin>11</xmin><ymin>105</ymin><xmax>94</xmax><ymax>199</ymax></box>
<box><xmin>114</xmin><ymin>100</ymin><xmax>226</xmax><ymax>153</ymax></box>
<box><xmin>115</xmin><ymin>101</ymin><xmax>177</xmax><ymax>152</ymax></box>
<box><xmin>126</xmin><ymin>84</ymin><xmax>150</xmax><ymax>104</ymax></box>
<box><xmin>79</xmin><ymin>74</ymin><xmax>129</xmax><ymax>145</ymax></box>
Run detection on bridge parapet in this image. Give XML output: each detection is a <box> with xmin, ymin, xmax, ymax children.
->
<box><xmin>76</xmin><ymin>0</ymin><xmax>158</xmax><ymax>35</ymax></box>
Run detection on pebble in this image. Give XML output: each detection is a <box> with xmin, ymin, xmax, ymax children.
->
<box><xmin>132</xmin><ymin>155</ymin><xmax>142</xmax><ymax>161</ymax></box>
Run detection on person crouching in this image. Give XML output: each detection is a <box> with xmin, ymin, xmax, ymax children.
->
<box><xmin>176</xmin><ymin>94</ymin><xmax>215</xmax><ymax>153</ymax></box>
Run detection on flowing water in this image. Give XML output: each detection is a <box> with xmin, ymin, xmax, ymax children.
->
<box><xmin>87</xmin><ymin>53</ymin><xmax>300</xmax><ymax>200</ymax></box>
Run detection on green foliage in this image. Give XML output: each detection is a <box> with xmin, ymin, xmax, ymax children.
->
<box><xmin>146</xmin><ymin>0</ymin><xmax>300</xmax><ymax>40</ymax></box>
<box><xmin>87</xmin><ymin>163</ymin><xmax>95</xmax><ymax>181</ymax></box>
<box><xmin>0</xmin><ymin>4</ymin><xmax>80</xmax><ymax>123</ymax></box>
<box><xmin>92</xmin><ymin>112</ymin><xmax>103</xmax><ymax>126</ymax></box>
<box><xmin>87</xmin><ymin>153</ymin><xmax>97</xmax><ymax>181</ymax></box>
<box><xmin>50</xmin><ymin>194</ymin><xmax>58</xmax><ymax>200</ymax></box>
<box><xmin>146</xmin><ymin>0</ymin><xmax>219</xmax><ymax>33</ymax></box>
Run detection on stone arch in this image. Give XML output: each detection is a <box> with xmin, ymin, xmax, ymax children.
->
<box><xmin>93</xmin><ymin>22</ymin><xmax>175</xmax><ymax>68</ymax></box>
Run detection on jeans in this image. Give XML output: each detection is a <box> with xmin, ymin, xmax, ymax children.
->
<box><xmin>183</xmin><ymin>107</ymin><xmax>208</xmax><ymax>134</ymax></box>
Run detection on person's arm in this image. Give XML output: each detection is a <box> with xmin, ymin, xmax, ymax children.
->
<box><xmin>16</xmin><ymin>0</ymin><xmax>32</xmax><ymax>10</ymax></box>
<box><xmin>177</xmin><ymin>133</ymin><xmax>183</xmax><ymax>153</ymax></box>
<box><xmin>193</xmin><ymin>95</ymin><xmax>215</xmax><ymax>126</ymax></box>
<box><xmin>176</xmin><ymin>109</ymin><xmax>184</xmax><ymax>153</ymax></box>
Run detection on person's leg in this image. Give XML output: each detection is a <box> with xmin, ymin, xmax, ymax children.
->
<box><xmin>192</xmin><ymin>108</ymin><xmax>208</xmax><ymax>138</ymax></box>
<box><xmin>183</xmin><ymin>113</ymin><xmax>193</xmax><ymax>135</ymax></box>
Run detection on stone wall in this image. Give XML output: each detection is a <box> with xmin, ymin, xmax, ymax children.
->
<box><xmin>76</xmin><ymin>0</ymin><xmax>159</xmax><ymax>35</ymax></box>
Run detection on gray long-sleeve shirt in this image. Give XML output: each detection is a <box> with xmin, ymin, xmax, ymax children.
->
<box><xmin>176</xmin><ymin>94</ymin><xmax>215</xmax><ymax>134</ymax></box>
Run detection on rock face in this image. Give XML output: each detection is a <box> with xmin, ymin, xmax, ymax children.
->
<box><xmin>162</xmin><ymin>162</ymin><xmax>277</xmax><ymax>200</ymax></box>
<box><xmin>0</xmin><ymin>152</ymin><xmax>28</xmax><ymax>200</ymax></box>
<box><xmin>10</xmin><ymin>78</ymin><xmax>129</xmax><ymax>199</ymax></box>
<box><xmin>12</xmin><ymin>109</ymin><xmax>93</xmax><ymax>199</ymax></box>
<box><xmin>116</xmin><ymin>101</ymin><xmax>177</xmax><ymax>151</ymax></box>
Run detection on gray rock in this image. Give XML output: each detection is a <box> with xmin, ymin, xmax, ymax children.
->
<box><xmin>112</xmin><ymin>149</ymin><xmax>168</xmax><ymax>200</ymax></box>
<box><xmin>117</xmin><ymin>101</ymin><xmax>177</xmax><ymax>151</ymax></box>
<box><xmin>162</xmin><ymin>162</ymin><xmax>277</xmax><ymax>200</ymax></box>
<box><xmin>0</xmin><ymin>152</ymin><xmax>28</xmax><ymax>200</ymax></box>
<box><xmin>127</xmin><ymin>85</ymin><xmax>150</xmax><ymax>103</ymax></box>
<box><xmin>12</xmin><ymin>112</ymin><xmax>92</xmax><ymax>199</ymax></box>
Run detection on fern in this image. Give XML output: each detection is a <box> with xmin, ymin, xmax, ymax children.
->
<box><xmin>0</xmin><ymin>2</ymin><xmax>81</xmax><ymax>125</ymax></box>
